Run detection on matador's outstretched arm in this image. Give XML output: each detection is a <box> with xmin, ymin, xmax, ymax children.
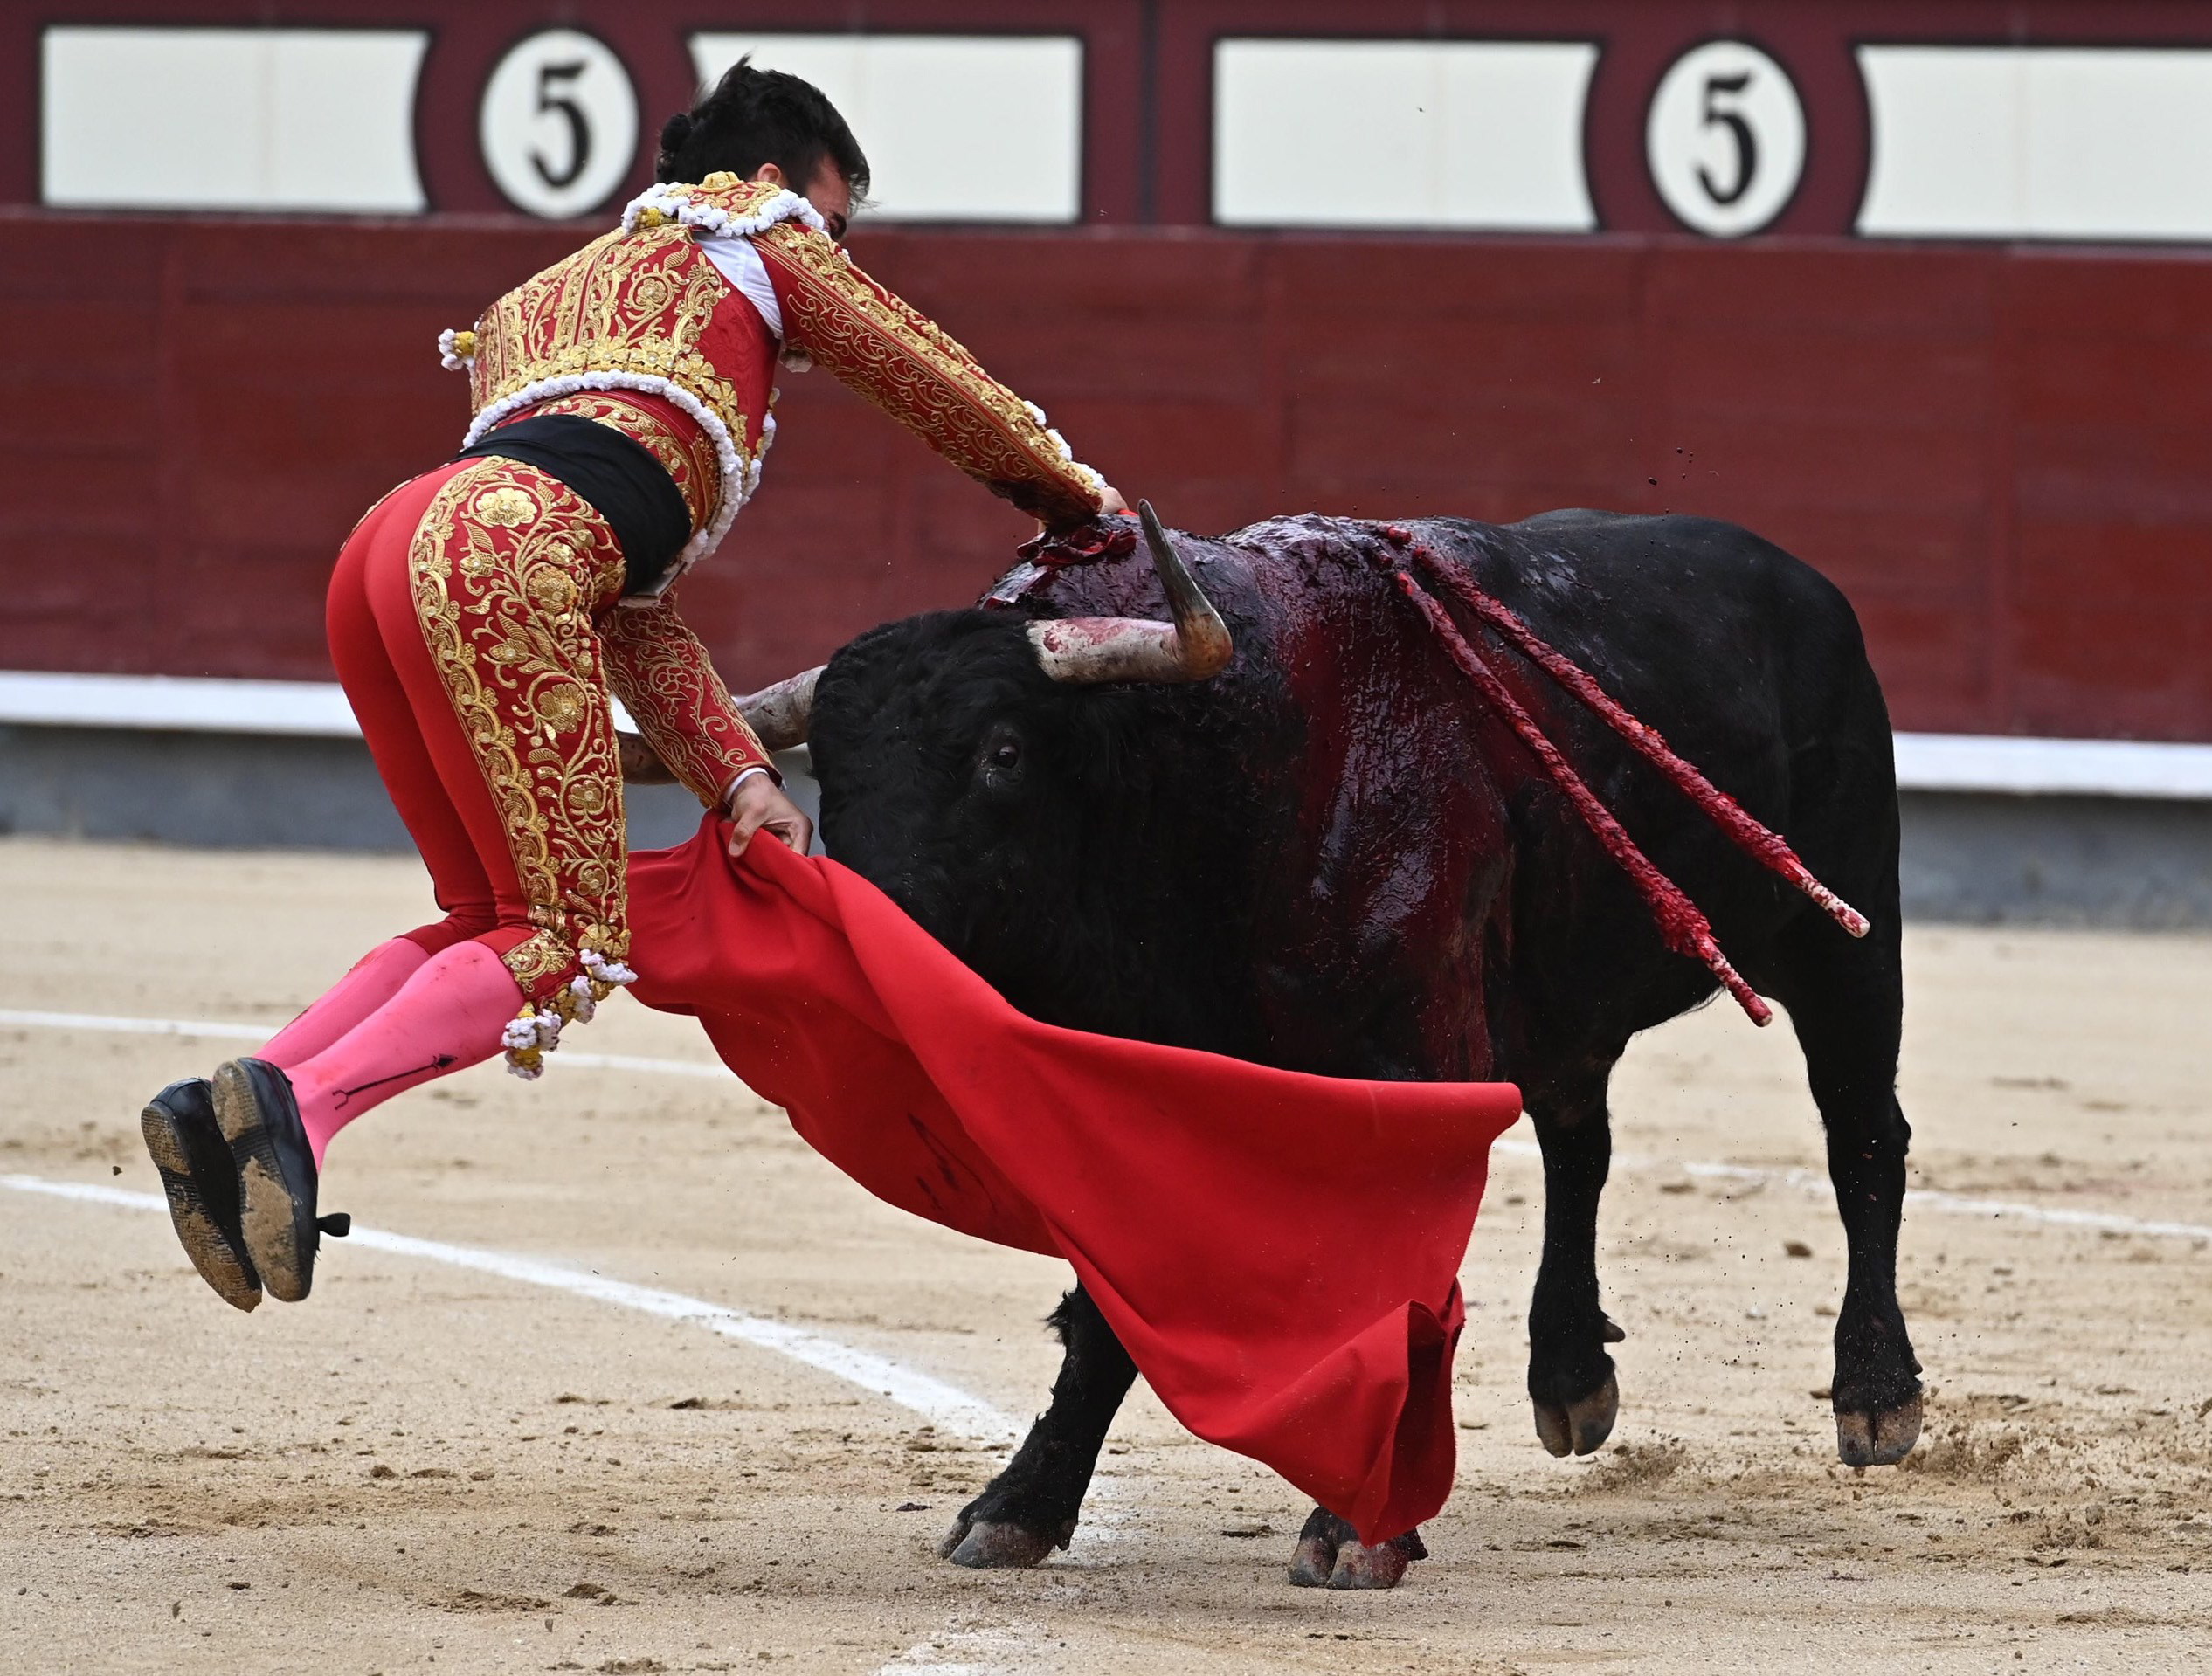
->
<box><xmin>754</xmin><ymin>223</ymin><xmax>1106</xmax><ymax>528</ymax></box>
<box><xmin>598</xmin><ymin>591</ymin><xmax>775</xmax><ymax>810</ymax></box>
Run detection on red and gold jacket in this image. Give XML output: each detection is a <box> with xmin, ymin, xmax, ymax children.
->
<box><xmin>439</xmin><ymin>172</ymin><xmax>1105</xmax><ymax>807</ymax></box>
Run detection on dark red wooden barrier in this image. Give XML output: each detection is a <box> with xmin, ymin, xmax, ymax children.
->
<box><xmin>3</xmin><ymin>210</ymin><xmax>2208</xmax><ymax>742</ymax></box>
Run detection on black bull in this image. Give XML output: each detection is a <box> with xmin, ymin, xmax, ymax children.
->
<box><xmin>715</xmin><ymin>508</ymin><xmax>1921</xmax><ymax>1589</ymax></box>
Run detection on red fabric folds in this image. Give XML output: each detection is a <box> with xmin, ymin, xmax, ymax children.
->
<box><xmin>626</xmin><ymin>819</ymin><xmax>1522</xmax><ymax>1543</ymax></box>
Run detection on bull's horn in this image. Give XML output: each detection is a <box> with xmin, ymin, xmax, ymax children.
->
<box><xmin>1028</xmin><ymin>500</ymin><xmax>1234</xmax><ymax>685</ymax></box>
<box><xmin>735</xmin><ymin>665</ymin><xmax>822</xmax><ymax>752</ymax></box>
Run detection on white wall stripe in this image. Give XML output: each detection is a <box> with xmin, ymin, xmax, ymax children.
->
<box><xmin>0</xmin><ymin>670</ymin><xmax>639</xmax><ymax>739</ymax></box>
<box><xmin>12</xmin><ymin>1005</ymin><xmax>2209</xmax><ymax>1249</ymax></box>
<box><xmin>9</xmin><ymin>670</ymin><xmax>2209</xmax><ymax>800</ymax></box>
<box><xmin>1891</xmin><ymin>731</ymin><xmax>2212</xmax><ymax>800</ymax></box>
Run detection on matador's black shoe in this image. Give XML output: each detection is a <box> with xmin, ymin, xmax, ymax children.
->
<box><xmin>211</xmin><ymin>1058</ymin><xmax>349</xmax><ymax>1304</ymax></box>
<box><xmin>140</xmin><ymin>1079</ymin><xmax>262</xmax><ymax>1312</ymax></box>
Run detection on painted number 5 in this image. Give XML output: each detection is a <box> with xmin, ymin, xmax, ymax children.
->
<box><xmin>1647</xmin><ymin>41</ymin><xmax>1807</xmax><ymax>238</ymax></box>
<box><xmin>480</xmin><ymin>29</ymin><xmax>639</xmax><ymax>219</ymax></box>
<box><xmin>1697</xmin><ymin>72</ymin><xmax>1758</xmax><ymax>206</ymax></box>
<box><xmin>531</xmin><ymin>61</ymin><xmax>593</xmax><ymax>191</ymax></box>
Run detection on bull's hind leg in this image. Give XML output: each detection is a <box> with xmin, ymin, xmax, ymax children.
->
<box><xmin>1773</xmin><ymin>920</ymin><xmax>1922</xmax><ymax>1466</ymax></box>
<box><xmin>937</xmin><ymin>1286</ymin><xmax>1136</xmax><ymax>1569</ymax></box>
<box><xmin>1525</xmin><ymin>1056</ymin><xmax>1629</xmax><ymax>1457</ymax></box>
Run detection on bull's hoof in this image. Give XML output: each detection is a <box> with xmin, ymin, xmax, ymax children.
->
<box><xmin>1835</xmin><ymin>1392</ymin><xmax>1923</xmax><ymax>1467</ymax></box>
<box><xmin>1327</xmin><ymin>1534</ymin><xmax>1425</xmax><ymax>1590</ymax></box>
<box><xmin>937</xmin><ymin>1516</ymin><xmax>1069</xmax><ymax>1569</ymax></box>
<box><xmin>1288</xmin><ymin>1542</ymin><xmax>1333</xmax><ymax>1588</ymax></box>
<box><xmin>1533</xmin><ymin>1371</ymin><xmax>1619</xmax><ymax>1458</ymax></box>
<box><xmin>1288</xmin><ymin>1508</ymin><xmax>1426</xmax><ymax>1590</ymax></box>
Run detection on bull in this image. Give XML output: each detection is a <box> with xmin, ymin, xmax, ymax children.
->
<box><xmin>722</xmin><ymin>504</ymin><xmax>1921</xmax><ymax>1590</ymax></box>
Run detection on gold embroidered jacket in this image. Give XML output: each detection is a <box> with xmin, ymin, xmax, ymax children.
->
<box><xmin>438</xmin><ymin>173</ymin><xmax>1108</xmax><ymax>808</ymax></box>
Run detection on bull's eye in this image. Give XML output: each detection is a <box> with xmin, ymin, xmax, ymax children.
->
<box><xmin>976</xmin><ymin>726</ymin><xmax>1025</xmax><ymax>793</ymax></box>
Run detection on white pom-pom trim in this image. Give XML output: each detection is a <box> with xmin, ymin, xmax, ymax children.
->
<box><xmin>579</xmin><ymin>948</ymin><xmax>637</xmax><ymax>987</ymax></box>
<box><xmin>1025</xmin><ymin>409</ymin><xmax>1103</xmax><ymax>502</ymax></box>
<box><xmin>620</xmin><ymin>184</ymin><xmax>826</xmax><ymax>241</ymax></box>
<box><xmin>460</xmin><ymin>371</ymin><xmax>764</xmax><ymax>595</ymax></box>
<box><xmin>438</xmin><ymin>328</ymin><xmax>474</xmax><ymax>374</ymax></box>
<box><xmin>497</xmin><ymin>948</ymin><xmax>639</xmax><ymax>1076</ymax></box>
<box><xmin>566</xmin><ymin>975</ymin><xmax>598</xmax><ymax>1025</ymax></box>
<box><xmin>501</xmin><ymin>1005</ymin><xmax>563</xmax><ymax>1076</ymax></box>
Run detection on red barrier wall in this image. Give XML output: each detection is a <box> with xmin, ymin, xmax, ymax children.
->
<box><xmin>3</xmin><ymin>210</ymin><xmax>2208</xmax><ymax>742</ymax></box>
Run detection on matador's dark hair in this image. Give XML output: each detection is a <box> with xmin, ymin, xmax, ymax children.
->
<box><xmin>655</xmin><ymin>56</ymin><xmax>871</xmax><ymax>197</ymax></box>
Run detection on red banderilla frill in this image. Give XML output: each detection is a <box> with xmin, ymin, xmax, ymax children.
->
<box><xmin>1375</xmin><ymin>523</ymin><xmax>1872</xmax><ymax>1026</ymax></box>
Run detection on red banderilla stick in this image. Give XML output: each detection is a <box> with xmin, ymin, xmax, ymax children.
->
<box><xmin>1382</xmin><ymin>527</ymin><xmax>1870</xmax><ymax>942</ymax></box>
<box><xmin>1389</xmin><ymin>571</ymin><xmax>1773</xmax><ymax>1026</ymax></box>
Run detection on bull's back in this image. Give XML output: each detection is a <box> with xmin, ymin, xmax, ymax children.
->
<box><xmin>1386</xmin><ymin>514</ymin><xmax>1887</xmax><ymax>834</ymax></box>
<box><xmin>1010</xmin><ymin>508</ymin><xmax>1894</xmax><ymax>1071</ymax></box>
<box><xmin>1417</xmin><ymin>509</ymin><xmax>1898</xmax><ymax>1035</ymax></box>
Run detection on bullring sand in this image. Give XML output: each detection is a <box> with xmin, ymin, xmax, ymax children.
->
<box><xmin>3</xmin><ymin>837</ymin><xmax>2210</xmax><ymax>1673</ymax></box>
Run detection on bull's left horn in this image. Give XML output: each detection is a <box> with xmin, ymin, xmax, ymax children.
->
<box><xmin>1029</xmin><ymin>500</ymin><xmax>1234</xmax><ymax>685</ymax></box>
<box><xmin>736</xmin><ymin>665</ymin><xmax>822</xmax><ymax>751</ymax></box>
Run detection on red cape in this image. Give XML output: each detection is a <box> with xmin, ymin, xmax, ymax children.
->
<box><xmin>626</xmin><ymin>821</ymin><xmax>1521</xmax><ymax>1542</ymax></box>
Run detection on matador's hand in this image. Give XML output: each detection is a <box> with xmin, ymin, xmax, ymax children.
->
<box><xmin>1034</xmin><ymin>481</ymin><xmax>1130</xmax><ymax>542</ymax></box>
<box><xmin>724</xmin><ymin>770</ymin><xmax>814</xmax><ymax>859</ymax></box>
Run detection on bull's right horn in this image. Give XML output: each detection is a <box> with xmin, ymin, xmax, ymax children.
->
<box><xmin>1029</xmin><ymin>500</ymin><xmax>1234</xmax><ymax>685</ymax></box>
<box><xmin>735</xmin><ymin>665</ymin><xmax>822</xmax><ymax>752</ymax></box>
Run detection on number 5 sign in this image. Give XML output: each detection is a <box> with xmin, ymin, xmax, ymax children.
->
<box><xmin>479</xmin><ymin>28</ymin><xmax>639</xmax><ymax>219</ymax></box>
<box><xmin>1645</xmin><ymin>40</ymin><xmax>1808</xmax><ymax>238</ymax></box>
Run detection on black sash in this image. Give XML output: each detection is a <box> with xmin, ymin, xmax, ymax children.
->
<box><xmin>453</xmin><ymin>413</ymin><xmax>692</xmax><ymax>597</ymax></box>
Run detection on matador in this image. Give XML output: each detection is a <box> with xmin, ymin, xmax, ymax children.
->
<box><xmin>138</xmin><ymin>61</ymin><xmax>1117</xmax><ymax>1310</ymax></box>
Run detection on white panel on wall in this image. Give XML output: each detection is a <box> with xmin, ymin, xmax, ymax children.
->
<box><xmin>1859</xmin><ymin>46</ymin><xmax>2212</xmax><ymax>241</ymax></box>
<box><xmin>688</xmin><ymin>34</ymin><xmax>1082</xmax><ymax>222</ymax></box>
<box><xmin>1213</xmin><ymin>38</ymin><xmax>1599</xmax><ymax>231</ymax></box>
<box><xmin>42</xmin><ymin>26</ymin><xmax>428</xmax><ymax>213</ymax></box>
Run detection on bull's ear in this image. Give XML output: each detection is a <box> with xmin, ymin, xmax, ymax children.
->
<box><xmin>617</xmin><ymin>732</ymin><xmax>679</xmax><ymax>785</ymax></box>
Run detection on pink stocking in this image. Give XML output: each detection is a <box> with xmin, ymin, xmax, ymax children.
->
<box><xmin>285</xmin><ymin>941</ymin><xmax>524</xmax><ymax>1166</ymax></box>
<box><xmin>259</xmin><ymin>937</ymin><xmax>432</xmax><ymax>1067</ymax></box>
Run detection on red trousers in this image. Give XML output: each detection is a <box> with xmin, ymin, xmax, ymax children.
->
<box><xmin>328</xmin><ymin>457</ymin><xmax>636</xmax><ymax>1020</ymax></box>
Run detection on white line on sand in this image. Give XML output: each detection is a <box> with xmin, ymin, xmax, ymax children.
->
<box><xmin>871</xmin><ymin>1620</ymin><xmax>1054</xmax><ymax>1676</ymax></box>
<box><xmin>12</xmin><ymin>1004</ymin><xmax>2210</xmax><ymax>1248</ymax></box>
<box><xmin>0</xmin><ymin>1007</ymin><xmax>733</xmax><ymax>1079</ymax></box>
<box><xmin>6</xmin><ymin>1153</ymin><xmax>1080</xmax><ymax>1674</ymax></box>
<box><xmin>1493</xmin><ymin>1140</ymin><xmax>2212</xmax><ymax>1245</ymax></box>
<box><xmin>0</xmin><ymin>1172</ymin><xmax>1019</xmax><ymax>1445</ymax></box>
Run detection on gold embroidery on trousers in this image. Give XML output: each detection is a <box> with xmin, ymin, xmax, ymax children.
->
<box><xmin>406</xmin><ymin>459</ymin><xmax>634</xmax><ymax>997</ymax></box>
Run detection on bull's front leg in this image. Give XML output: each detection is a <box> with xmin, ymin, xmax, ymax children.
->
<box><xmin>1289</xmin><ymin>1509</ymin><xmax>1428</xmax><ymax>1590</ymax></box>
<box><xmin>1525</xmin><ymin>1059</ymin><xmax>1627</xmax><ymax>1457</ymax></box>
<box><xmin>938</xmin><ymin>1284</ymin><xmax>1136</xmax><ymax>1569</ymax></box>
